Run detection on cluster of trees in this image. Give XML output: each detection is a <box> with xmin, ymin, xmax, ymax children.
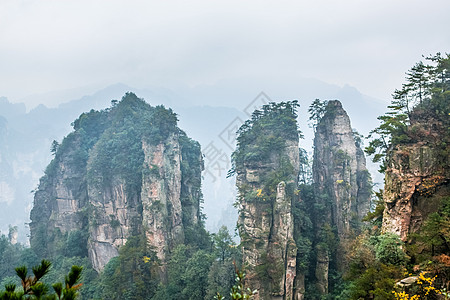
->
<box><xmin>340</xmin><ymin>53</ymin><xmax>450</xmax><ymax>299</ymax></box>
<box><xmin>294</xmin><ymin>54</ymin><xmax>450</xmax><ymax>299</ymax></box>
<box><xmin>44</xmin><ymin>92</ymin><xmax>183</xmax><ymax>201</ymax></box>
<box><xmin>229</xmin><ymin>101</ymin><xmax>301</xmax><ymax>175</ymax></box>
<box><xmin>2</xmin><ymin>54</ymin><xmax>449</xmax><ymax>299</ymax></box>
<box><xmin>366</xmin><ymin>53</ymin><xmax>450</xmax><ymax>172</ymax></box>
<box><xmin>86</xmin><ymin>93</ymin><xmax>180</xmax><ymax>195</ymax></box>
<box><xmin>339</xmin><ymin>195</ymin><xmax>450</xmax><ymax>299</ymax></box>
<box><xmin>0</xmin><ymin>225</ymin><xmax>242</xmax><ymax>299</ymax></box>
<box><xmin>0</xmin><ymin>231</ymin><xmax>90</xmax><ymax>299</ymax></box>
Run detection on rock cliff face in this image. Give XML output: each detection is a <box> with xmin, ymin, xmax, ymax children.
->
<box><xmin>30</xmin><ymin>93</ymin><xmax>203</xmax><ymax>272</ymax></box>
<box><xmin>382</xmin><ymin>109</ymin><xmax>450</xmax><ymax>241</ymax></box>
<box><xmin>312</xmin><ymin>100</ymin><xmax>371</xmax><ymax>294</ymax></box>
<box><xmin>232</xmin><ymin>101</ymin><xmax>371</xmax><ymax>299</ymax></box>
<box><xmin>233</xmin><ymin>102</ymin><xmax>300</xmax><ymax>300</ymax></box>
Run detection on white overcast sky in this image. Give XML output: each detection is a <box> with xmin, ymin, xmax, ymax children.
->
<box><xmin>1</xmin><ymin>0</ymin><xmax>449</xmax><ymax>107</ymax></box>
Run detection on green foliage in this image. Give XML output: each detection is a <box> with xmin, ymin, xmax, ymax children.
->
<box><xmin>348</xmin><ymin>263</ymin><xmax>401</xmax><ymax>300</ymax></box>
<box><xmin>206</xmin><ymin>260</ymin><xmax>236</xmax><ymax>300</ymax></box>
<box><xmin>410</xmin><ymin>196</ymin><xmax>450</xmax><ymax>262</ymax></box>
<box><xmin>0</xmin><ymin>234</ymin><xmax>40</xmax><ymax>285</ymax></box>
<box><xmin>298</xmin><ymin>147</ymin><xmax>312</xmax><ymax>184</ymax></box>
<box><xmin>150</xmin><ymin>226</ymin><xmax>242</xmax><ymax>300</ymax></box>
<box><xmin>37</xmin><ymin>256</ymin><xmax>96</xmax><ymax>299</ymax></box>
<box><xmin>214</xmin><ymin>265</ymin><xmax>256</xmax><ymax>300</ymax></box>
<box><xmin>366</xmin><ymin>53</ymin><xmax>450</xmax><ymax>172</ymax></box>
<box><xmin>154</xmin><ymin>245</ymin><xmax>210</xmax><ymax>300</ymax></box>
<box><xmin>342</xmin><ymin>231</ymin><xmax>405</xmax><ymax>300</ymax></box>
<box><xmin>64</xmin><ymin>231</ymin><xmax>89</xmax><ymax>258</ymax></box>
<box><xmin>365</xmin><ymin>110</ymin><xmax>410</xmax><ymax>172</ymax></box>
<box><xmin>87</xmin><ymin>122</ymin><xmax>145</xmax><ymax>196</ymax></box>
<box><xmin>50</xmin><ymin>140</ymin><xmax>59</xmax><ymax>156</ymax></box>
<box><xmin>207</xmin><ymin>227</ymin><xmax>241</xmax><ymax>299</ymax></box>
<box><xmin>181</xmin><ymin>250</ymin><xmax>213</xmax><ymax>299</ymax></box>
<box><xmin>0</xmin><ymin>260</ymin><xmax>83</xmax><ymax>300</ymax></box>
<box><xmin>362</xmin><ymin>190</ymin><xmax>385</xmax><ymax>230</ymax></box>
<box><xmin>308</xmin><ymin>99</ymin><xmax>329</xmax><ymax>129</ymax></box>
<box><xmin>332</xmin><ymin>148</ymin><xmax>351</xmax><ymax>166</ymax></box>
<box><xmin>184</xmin><ymin>223</ymin><xmax>211</xmax><ymax>250</ymax></box>
<box><xmin>84</xmin><ymin>92</ymin><xmax>179</xmax><ymax>199</ymax></box>
<box><xmin>372</xmin><ymin>233</ymin><xmax>407</xmax><ymax>266</ymax></box>
<box><xmin>229</xmin><ymin>101</ymin><xmax>301</xmax><ymax>175</ymax></box>
<box><xmin>293</xmin><ymin>184</ymin><xmax>314</xmax><ymax>273</ymax></box>
<box><xmin>212</xmin><ymin>226</ymin><xmax>237</xmax><ymax>262</ymax></box>
<box><xmin>109</xmin><ymin>215</ymin><xmax>121</xmax><ymax>229</ymax></box>
<box><xmin>99</xmin><ymin>235</ymin><xmax>159</xmax><ymax>300</ymax></box>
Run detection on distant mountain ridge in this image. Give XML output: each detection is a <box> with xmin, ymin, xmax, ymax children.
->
<box><xmin>0</xmin><ymin>80</ymin><xmax>387</xmax><ymax>240</ymax></box>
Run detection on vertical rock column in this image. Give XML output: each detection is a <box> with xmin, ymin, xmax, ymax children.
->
<box><xmin>312</xmin><ymin>100</ymin><xmax>371</xmax><ymax>294</ymax></box>
<box><xmin>268</xmin><ymin>181</ymin><xmax>297</xmax><ymax>300</ymax></box>
<box><xmin>236</xmin><ymin>139</ymin><xmax>299</xmax><ymax>300</ymax></box>
<box><xmin>141</xmin><ymin>136</ymin><xmax>184</xmax><ymax>280</ymax></box>
<box><xmin>87</xmin><ymin>176</ymin><xmax>139</xmax><ymax>272</ymax></box>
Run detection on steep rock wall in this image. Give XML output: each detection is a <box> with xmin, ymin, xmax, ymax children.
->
<box><xmin>30</xmin><ymin>93</ymin><xmax>204</xmax><ymax>273</ymax></box>
<box><xmin>233</xmin><ymin>102</ymin><xmax>300</xmax><ymax>300</ymax></box>
<box><xmin>30</xmin><ymin>132</ymin><xmax>89</xmax><ymax>258</ymax></box>
<box><xmin>382</xmin><ymin>110</ymin><xmax>450</xmax><ymax>241</ymax></box>
<box><xmin>312</xmin><ymin>100</ymin><xmax>371</xmax><ymax>294</ymax></box>
<box><xmin>237</xmin><ymin>141</ymin><xmax>299</xmax><ymax>300</ymax></box>
<box><xmin>141</xmin><ymin>137</ymin><xmax>184</xmax><ymax>277</ymax></box>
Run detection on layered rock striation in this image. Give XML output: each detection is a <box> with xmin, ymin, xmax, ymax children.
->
<box><xmin>232</xmin><ymin>102</ymin><xmax>300</xmax><ymax>300</ymax></box>
<box><xmin>232</xmin><ymin>100</ymin><xmax>372</xmax><ymax>299</ymax></box>
<box><xmin>30</xmin><ymin>93</ymin><xmax>204</xmax><ymax>272</ymax></box>
<box><xmin>312</xmin><ymin>100</ymin><xmax>372</xmax><ymax>294</ymax></box>
<box><xmin>382</xmin><ymin>109</ymin><xmax>450</xmax><ymax>241</ymax></box>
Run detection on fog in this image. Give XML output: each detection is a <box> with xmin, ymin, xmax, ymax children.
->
<box><xmin>0</xmin><ymin>0</ymin><xmax>449</xmax><ymax>239</ymax></box>
<box><xmin>1</xmin><ymin>0</ymin><xmax>449</xmax><ymax>108</ymax></box>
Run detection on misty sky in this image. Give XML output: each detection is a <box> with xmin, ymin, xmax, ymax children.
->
<box><xmin>1</xmin><ymin>0</ymin><xmax>449</xmax><ymax>108</ymax></box>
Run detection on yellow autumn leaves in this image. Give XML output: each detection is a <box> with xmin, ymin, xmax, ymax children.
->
<box><xmin>392</xmin><ymin>272</ymin><xmax>445</xmax><ymax>300</ymax></box>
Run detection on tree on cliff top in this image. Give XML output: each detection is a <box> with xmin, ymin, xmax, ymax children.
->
<box><xmin>365</xmin><ymin>53</ymin><xmax>450</xmax><ymax>172</ymax></box>
<box><xmin>308</xmin><ymin>99</ymin><xmax>328</xmax><ymax>130</ymax></box>
<box><xmin>229</xmin><ymin>100</ymin><xmax>301</xmax><ymax>176</ymax></box>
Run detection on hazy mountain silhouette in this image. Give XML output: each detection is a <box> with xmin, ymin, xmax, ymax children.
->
<box><xmin>0</xmin><ymin>80</ymin><xmax>387</xmax><ymax>240</ymax></box>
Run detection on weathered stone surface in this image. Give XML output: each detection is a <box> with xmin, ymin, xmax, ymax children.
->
<box><xmin>312</xmin><ymin>100</ymin><xmax>371</xmax><ymax>293</ymax></box>
<box><xmin>236</xmin><ymin>136</ymin><xmax>298</xmax><ymax>299</ymax></box>
<box><xmin>30</xmin><ymin>133</ymin><xmax>87</xmax><ymax>258</ymax></box>
<box><xmin>141</xmin><ymin>136</ymin><xmax>184</xmax><ymax>277</ymax></box>
<box><xmin>381</xmin><ymin>108</ymin><xmax>450</xmax><ymax>241</ymax></box>
<box><xmin>86</xmin><ymin>176</ymin><xmax>140</xmax><ymax>271</ymax></box>
<box><xmin>30</xmin><ymin>97</ymin><xmax>204</xmax><ymax>274</ymax></box>
<box><xmin>314</xmin><ymin>248</ymin><xmax>329</xmax><ymax>295</ymax></box>
<box><xmin>8</xmin><ymin>226</ymin><xmax>18</xmax><ymax>245</ymax></box>
<box><xmin>382</xmin><ymin>143</ymin><xmax>450</xmax><ymax>241</ymax></box>
<box><xmin>397</xmin><ymin>276</ymin><xmax>418</xmax><ymax>287</ymax></box>
<box><xmin>268</xmin><ymin>182</ymin><xmax>296</xmax><ymax>298</ymax></box>
<box><xmin>293</xmin><ymin>273</ymin><xmax>305</xmax><ymax>300</ymax></box>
